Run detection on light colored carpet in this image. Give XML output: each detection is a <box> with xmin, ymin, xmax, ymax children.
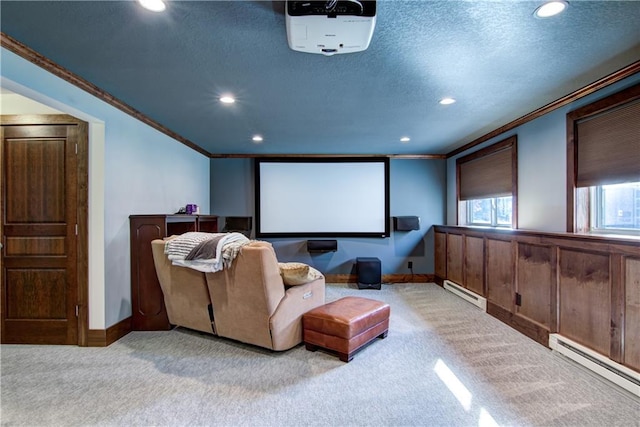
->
<box><xmin>1</xmin><ymin>283</ymin><xmax>639</xmax><ymax>426</ymax></box>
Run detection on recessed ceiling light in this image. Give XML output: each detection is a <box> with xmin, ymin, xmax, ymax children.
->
<box><xmin>439</xmin><ymin>97</ymin><xmax>456</xmax><ymax>105</ymax></box>
<box><xmin>138</xmin><ymin>0</ymin><xmax>166</xmax><ymax>12</ymax></box>
<box><xmin>400</xmin><ymin>137</ymin><xmax>410</xmax><ymax>143</ymax></box>
<box><xmin>534</xmin><ymin>1</ymin><xmax>568</xmax><ymax>18</ymax></box>
<box><xmin>252</xmin><ymin>135</ymin><xmax>263</xmax><ymax>143</ymax></box>
<box><xmin>219</xmin><ymin>96</ymin><xmax>235</xmax><ymax>104</ymax></box>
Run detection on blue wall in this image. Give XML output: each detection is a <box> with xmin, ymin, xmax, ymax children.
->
<box><xmin>211</xmin><ymin>158</ymin><xmax>446</xmax><ymax>275</ymax></box>
<box><xmin>2</xmin><ymin>47</ymin><xmax>211</xmax><ymax>328</ymax></box>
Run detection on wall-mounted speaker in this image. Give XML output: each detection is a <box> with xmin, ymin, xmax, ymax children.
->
<box><xmin>393</xmin><ymin>216</ymin><xmax>420</xmax><ymax>231</ymax></box>
<box><xmin>306</xmin><ymin>239</ymin><xmax>338</xmax><ymax>253</ymax></box>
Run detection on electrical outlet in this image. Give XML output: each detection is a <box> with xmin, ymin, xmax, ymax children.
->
<box><xmin>408</xmin><ymin>261</ymin><xmax>413</xmax><ymax>269</ymax></box>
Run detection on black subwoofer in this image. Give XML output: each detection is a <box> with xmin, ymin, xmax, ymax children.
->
<box><xmin>356</xmin><ymin>257</ymin><xmax>381</xmax><ymax>290</ymax></box>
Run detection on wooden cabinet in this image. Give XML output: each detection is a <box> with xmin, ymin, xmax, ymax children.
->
<box><xmin>129</xmin><ymin>214</ymin><xmax>218</xmax><ymax>330</ymax></box>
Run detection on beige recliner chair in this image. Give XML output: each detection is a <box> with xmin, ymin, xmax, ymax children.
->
<box><xmin>205</xmin><ymin>241</ymin><xmax>325</xmax><ymax>351</ymax></box>
<box><xmin>151</xmin><ymin>238</ymin><xmax>325</xmax><ymax>351</ymax></box>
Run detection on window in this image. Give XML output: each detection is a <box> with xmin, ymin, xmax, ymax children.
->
<box><xmin>467</xmin><ymin>196</ymin><xmax>513</xmax><ymax>227</ymax></box>
<box><xmin>457</xmin><ymin>136</ymin><xmax>517</xmax><ymax>228</ymax></box>
<box><xmin>590</xmin><ymin>182</ymin><xmax>640</xmax><ymax>234</ymax></box>
<box><xmin>567</xmin><ymin>83</ymin><xmax>640</xmax><ymax>235</ymax></box>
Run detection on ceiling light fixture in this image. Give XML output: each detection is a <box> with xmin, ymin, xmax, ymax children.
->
<box><xmin>219</xmin><ymin>96</ymin><xmax>235</xmax><ymax>104</ymax></box>
<box><xmin>138</xmin><ymin>0</ymin><xmax>166</xmax><ymax>12</ymax></box>
<box><xmin>534</xmin><ymin>1</ymin><xmax>568</xmax><ymax>18</ymax></box>
<box><xmin>400</xmin><ymin>137</ymin><xmax>411</xmax><ymax>143</ymax></box>
<box><xmin>439</xmin><ymin>97</ymin><xmax>456</xmax><ymax>105</ymax></box>
<box><xmin>252</xmin><ymin>135</ymin><xmax>263</xmax><ymax>143</ymax></box>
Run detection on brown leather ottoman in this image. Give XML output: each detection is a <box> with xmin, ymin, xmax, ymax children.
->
<box><xmin>302</xmin><ymin>296</ymin><xmax>390</xmax><ymax>362</ymax></box>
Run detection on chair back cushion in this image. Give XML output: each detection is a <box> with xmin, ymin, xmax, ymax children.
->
<box><xmin>206</xmin><ymin>241</ymin><xmax>285</xmax><ymax>348</ymax></box>
<box><xmin>151</xmin><ymin>238</ymin><xmax>214</xmax><ymax>334</ymax></box>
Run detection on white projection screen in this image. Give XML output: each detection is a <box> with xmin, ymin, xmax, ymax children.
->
<box><xmin>255</xmin><ymin>158</ymin><xmax>390</xmax><ymax>237</ymax></box>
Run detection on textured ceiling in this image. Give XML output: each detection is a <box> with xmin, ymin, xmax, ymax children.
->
<box><xmin>1</xmin><ymin>1</ymin><xmax>639</xmax><ymax>156</ymax></box>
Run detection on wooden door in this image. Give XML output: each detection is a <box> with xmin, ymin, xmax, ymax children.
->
<box><xmin>1</xmin><ymin>116</ymin><xmax>86</xmax><ymax>344</ymax></box>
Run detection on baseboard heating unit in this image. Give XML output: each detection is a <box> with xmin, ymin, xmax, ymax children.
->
<box><xmin>443</xmin><ymin>280</ymin><xmax>487</xmax><ymax>311</ymax></box>
<box><xmin>549</xmin><ymin>334</ymin><xmax>640</xmax><ymax>397</ymax></box>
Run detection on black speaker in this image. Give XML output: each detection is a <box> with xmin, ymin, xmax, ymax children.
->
<box><xmin>356</xmin><ymin>257</ymin><xmax>381</xmax><ymax>290</ymax></box>
<box><xmin>307</xmin><ymin>239</ymin><xmax>338</xmax><ymax>253</ymax></box>
<box><xmin>393</xmin><ymin>216</ymin><xmax>420</xmax><ymax>231</ymax></box>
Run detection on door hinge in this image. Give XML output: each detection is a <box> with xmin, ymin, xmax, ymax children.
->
<box><xmin>515</xmin><ymin>292</ymin><xmax>522</xmax><ymax>306</ymax></box>
<box><xmin>75</xmin><ymin>143</ymin><xmax>78</xmax><ymax>154</ymax></box>
<box><xmin>75</xmin><ymin>224</ymin><xmax>78</xmax><ymax>235</ymax></box>
<box><xmin>75</xmin><ymin>305</ymin><xmax>79</xmax><ymax>317</ymax></box>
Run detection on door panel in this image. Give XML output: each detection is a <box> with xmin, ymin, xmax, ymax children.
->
<box><xmin>6</xmin><ymin>269</ymin><xmax>67</xmax><ymax>318</ymax></box>
<box><xmin>2</xmin><ymin>124</ymin><xmax>78</xmax><ymax>344</ymax></box>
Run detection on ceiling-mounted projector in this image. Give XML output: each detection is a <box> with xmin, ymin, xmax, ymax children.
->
<box><xmin>286</xmin><ymin>0</ymin><xmax>376</xmax><ymax>56</ymax></box>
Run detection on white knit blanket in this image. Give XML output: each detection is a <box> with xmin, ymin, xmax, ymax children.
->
<box><xmin>164</xmin><ymin>232</ymin><xmax>250</xmax><ymax>273</ymax></box>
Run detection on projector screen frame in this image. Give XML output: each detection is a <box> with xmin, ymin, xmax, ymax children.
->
<box><xmin>255</xmin><ymin>157</ymin><xmax>390</xmax><ymax>238</ymax></box>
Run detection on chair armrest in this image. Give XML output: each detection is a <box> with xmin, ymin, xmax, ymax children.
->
<box><xmin>269</xmin><ymin>277</ymin><xmax>326</xmax><ymax>351</ymax></box>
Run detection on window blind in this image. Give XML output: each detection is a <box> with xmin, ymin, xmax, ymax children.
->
<box><xmin>575</xmin><ymin>99</ymin><xmax>640</xmax><ymax>187</ymax></box>
<box><xmin>457</xmin><ymin>137</ymin><xmax>516</xmax><ymax>201</ymax></box>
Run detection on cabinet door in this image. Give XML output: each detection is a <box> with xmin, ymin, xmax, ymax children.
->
<box><xmin>130</xmin><ymin>216</ymin><xmax>171</xmax><ymax>331</ymax></box>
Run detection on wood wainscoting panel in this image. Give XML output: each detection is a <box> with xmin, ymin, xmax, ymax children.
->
<box><xmin>487</xmin><ymin>302</ymin><xmax>549</xmax><ymax>347</ymax></box>
<box><xmin>624</xmin><ymin>257</ymin><xmax>640</xmax><ymax>371</ymax></box>
<box><xmin>434</xmin><ymin>232</ymin><xmax>446</xmax><ymax>279</ymax></box>
<box><xmin>486</xmin><ymin>238</ymin><xmax>514</xmax><ymax>311</ymax></box>
<box><xmin>434</xmin><ymin>224</ymin><xmax>640</xmax><ymax>376</ymax></box>
<box><xmin>558</xmin><ymin>248</ymin><xmax>611</xmax><ymax>357</ymax></box>
<box><xmin>447</xmin><ymin>233</ymin><xmax>464</xmax><ymax>286</ymax></box>
<box><xmin>464</xmin><ymin>236</ymin><xmax>484</xmax><ymax>296</ymax></box>
<box><xmin>516</xmin><ymin>243</ymin><xmax>554</xmax><ymax>330</ymax></box>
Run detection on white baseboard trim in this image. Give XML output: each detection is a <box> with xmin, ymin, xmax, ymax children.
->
<box><xmin>549</xmin><ymin>334</ymin><xmax>640</xmax><ymax>398</ymax></box>
<box><xmin>443</xmin><ymin>280</ymin><xmax>487</xmax><ymax>311</ymax></box>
